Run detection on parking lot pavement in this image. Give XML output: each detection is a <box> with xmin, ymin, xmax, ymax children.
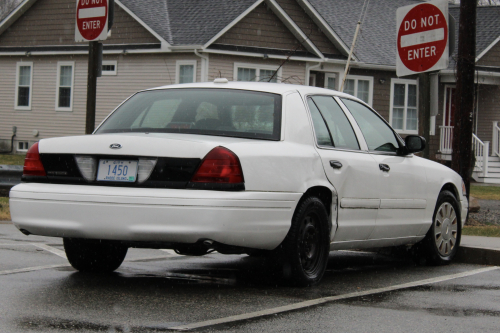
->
<box><xmin>1</xmin><ymin>222</ymin><xmax>499</xmax><ymax>332</ymax></box>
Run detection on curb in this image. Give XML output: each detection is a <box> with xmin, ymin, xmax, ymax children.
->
<box><xmin>0</xmin><ymin>165</ymin><xmax>22</xmax><ymax>187</ymax></box>
<box><xmin>456</xmin><ymin>246</ymin><xmax>500</xmax><ymax>266</ymax></box>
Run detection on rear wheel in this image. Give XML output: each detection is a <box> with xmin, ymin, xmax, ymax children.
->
<box><xmin>63</xmin><ymin>238</ymin><xmax>128</xmax><ymax>273</ymax></box>
<box><xmin>415</xmin><ymin>190</ymin><xmax>461</xmax><ymax>265</ymax></box>
<box><xmin>278</xmin><ymin>196</ymin><xmax>330</xmax><ymax>286</ymax></box>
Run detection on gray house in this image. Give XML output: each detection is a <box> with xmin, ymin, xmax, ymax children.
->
<box><xmin>1</xmin><ymin>0</ymin><xmax>499</xmax><ymax>183</ymax></box>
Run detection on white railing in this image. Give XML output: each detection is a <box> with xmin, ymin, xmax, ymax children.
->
<box><xmin>439</xmin><ymin>125</ymin><xmax>454</xmax><ymax>154</ymax></box>
<box><xmin>493</xmin><ymin>121</ymin><xmax>500</xmax><ymax>158</ymax></box>
<box><xmin>472</xmin><ymin>134</ymin><xmax>489</xmax><ymax>178</ymax></box>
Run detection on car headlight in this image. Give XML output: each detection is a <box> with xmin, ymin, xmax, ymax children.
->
<box><xmin>461</xmin><ymin>180</ymin><xmax>467</xmax><ymax>197</ymax></box>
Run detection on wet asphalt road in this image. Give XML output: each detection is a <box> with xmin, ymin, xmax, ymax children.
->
<box><xmin>1</xmin><ymin>223</ymin><xmax>500</xmax><ymax>332</ymax></box>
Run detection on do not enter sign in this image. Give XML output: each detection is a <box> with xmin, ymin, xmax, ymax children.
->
<box><xmin>75</xmin><ymin>0</ymin><xmax>109</xmax><ymax>42</ymax></box>
<box><xmin>396</xmin><ymin>0</ymin><xmax>449</xmax><ymax>77</ymax></box>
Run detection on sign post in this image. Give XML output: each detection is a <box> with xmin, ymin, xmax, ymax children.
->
<box><xmin>75</xmin><ymin>0</ymin><xmax>110</xmax><ymax>134</ymax></box>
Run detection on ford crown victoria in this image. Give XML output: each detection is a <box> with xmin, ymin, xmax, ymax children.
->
<box><xmin>9</xmin><ymin>81</ymin><xmax>468</xmax><ymax>286</ymax></box>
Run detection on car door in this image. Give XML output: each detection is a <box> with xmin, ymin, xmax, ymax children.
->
<box><xmin>339</xmin><ymin>98</ymin><xmax>427</xmax><ymax>239</ymax></box>
<box><xmin>306</xmin><ymin>95</ymin><xmax>380</xmax><ymax>242</ymax></box>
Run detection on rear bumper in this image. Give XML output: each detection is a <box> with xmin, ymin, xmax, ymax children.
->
<box><xmin>9</xmin><ymin>183</ymin><xmax>301</xmax><ymax>250</ymax></box>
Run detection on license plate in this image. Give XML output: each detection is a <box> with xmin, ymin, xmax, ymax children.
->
<box><xmin>97</xmin><ymin>160</ymin><xmax>138</xmax><ymax>182</ymax></box>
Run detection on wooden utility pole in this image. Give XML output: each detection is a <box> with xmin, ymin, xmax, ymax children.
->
<box><xmin>85</xmin><ymin>41</ymin><xmax>100</xmax><ymax>134</ymax></box>
<box><xmin>418</xmin><ymin>73</ymin><xmax>431</xmax><ymax>159</ymax></box>
<box><xmin>451</xmin><ymin>0</ymin><xmax>476</xmax><ymax>199</ymax></box>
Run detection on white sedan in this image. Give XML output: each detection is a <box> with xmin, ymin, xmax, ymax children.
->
<box><xmin>9</xmin><ymin>80</ymin><xmax>468</xmax><ymax>286</ymax></box>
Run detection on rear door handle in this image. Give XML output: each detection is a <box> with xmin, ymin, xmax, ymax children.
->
<box><xmin>379</xmin><ymin>164</ymin><xmax>390</xmax><ymax>172</ymax></box>
<box><xmin>330</xmin><ymin>160</ymin><xmax>343</xmax><ymax>169</ymax></box>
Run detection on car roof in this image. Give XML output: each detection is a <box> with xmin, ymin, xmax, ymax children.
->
<box><xmin>144</xmin><ymin>81</ymin><xmax>363</xmax><ymax>102</ymax></box>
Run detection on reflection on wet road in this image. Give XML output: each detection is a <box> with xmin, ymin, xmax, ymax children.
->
<box><xmin>1</xmin><ymin>224</ymin><xmax>499</xmax><ymax>332</ymax></box>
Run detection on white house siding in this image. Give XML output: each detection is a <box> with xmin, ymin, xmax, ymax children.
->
<box><xmin>0</xmin><ymin>53</ymin><xmax>202</xmax><ymax>150</ymax></box>
<box><xmin>207</xmin><ymin>53</ymin><xmax>306</xmax><ymax>85</ymax></box>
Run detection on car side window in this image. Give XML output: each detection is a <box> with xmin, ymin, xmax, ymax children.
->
<box><xmin>307</xmin><ymin>98</ymin><xmax>333</xmax><ymax>147</ymax></box>
<box><xmin>310</xmin><ymin>96</ymin><xmax>360</xmax><ymax>150</ymax></box>
<box><xmin>340</xmin><ymin>98</ymin><xmax>400</xmax><ymax>152</ymax></box>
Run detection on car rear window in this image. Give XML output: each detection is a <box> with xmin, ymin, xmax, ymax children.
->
<box><xmin>95</xmin><ymin>88</ymin><xmax>282</xmax><ymax>141</ymax></box>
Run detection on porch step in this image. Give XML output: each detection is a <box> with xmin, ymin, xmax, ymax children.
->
<box><xmin>473</xmin><ymin>177</ymin><xmax>500</xmax><ymax>184</ymax></box>
<box><xmin>486</xmin><ymin>161</ymin><xmax>500</xmax><ymax>168</ymax></box>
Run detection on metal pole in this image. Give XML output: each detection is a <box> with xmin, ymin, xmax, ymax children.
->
<box><xmin>340</xmin><ymin>21</ymin><xmax>361</xmax><ymax>92</ymax></box>
<box><xmin>85</xmin><ymin>41</ymin><xmax>99</xmax><ymax>135</ymax></box>
<box><xmin>451</xmin><ymin>0</ymin><xmax>476</xmax><ymax>200</ymax></box>
<box><xmin>418</xmin><ymin>73</ymin><xmax>431</xmax><ymax>159</ymax></box>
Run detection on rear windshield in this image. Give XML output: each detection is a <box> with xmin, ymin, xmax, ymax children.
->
<box><xmin>95</xmin><ymin>88</ymin><xmax>282</xmax><ymax>141</ymax></box>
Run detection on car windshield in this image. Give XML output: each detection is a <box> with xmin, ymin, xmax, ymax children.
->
<box><xmin>95</xmin><ymin>88</ymin><xmax>282</xmax><ymax>141</ymax></box>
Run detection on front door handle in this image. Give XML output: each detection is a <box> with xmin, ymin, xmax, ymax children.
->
<box><xmin>379</xmin><ymin>164</ymin><xmax>390</xmax><ymax>172</ymax></box>
<box><xmin>330</xmin><ymin>160</ymin><xmax>343</xmax><ymax>169</ymax></box>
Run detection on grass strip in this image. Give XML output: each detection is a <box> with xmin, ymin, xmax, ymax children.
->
<box><xmin>0</xmin><ymin>197</ymin><xmax>10</xmax><ymax>221</ymax></box>
<box><xmin>0</xmin><ymin>154</ymin><xmax>25</xmax><ymax>165</ymax></box>
<box><xmin>463</xmin><ymin>225</ymin><xmax>500</xmax><ymax>238</ymax></box>
<box><xmin>470</xmin><ymin>185</ymin><xmax>500</xmax><ymax>201</ymax></box>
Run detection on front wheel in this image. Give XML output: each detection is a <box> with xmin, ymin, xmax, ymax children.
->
<box><xmin>278</xmin><ymin>196</ymin><xmax>330</xmax><ymax>286</ymax></box>
<box><xmin>414</xmin><ymin>190</ymin><xmax>462</xmax><ymax>265</ymax></box>
<box><xmin>63</xmin><ymin>238</ymin><xmax>128</xmax><ymax>273</ymax></box>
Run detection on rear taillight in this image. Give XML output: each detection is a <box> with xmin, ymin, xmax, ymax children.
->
<box><xmin>191</xmin><ymin>147</ymin><xmax>244</xmax><ymax>184</ymax></box>
<box><xmin>23</xmin><ymin>142</ymin><xmax>46</xmax><ymax>176</ymax></box>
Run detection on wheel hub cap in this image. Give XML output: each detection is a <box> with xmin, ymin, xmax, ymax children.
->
<box><xmin>434</xmin><ymin>202</ymin><xmax>458</xmax><ymax>256</ymax></box>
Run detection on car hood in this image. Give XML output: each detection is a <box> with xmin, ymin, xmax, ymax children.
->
<box><xmin>38</xmin><ymin>133</ymin><xmax>254</xmax><ymax>158</ymax></box>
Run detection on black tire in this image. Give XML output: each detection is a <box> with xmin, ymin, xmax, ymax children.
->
<box><xmin>414</xmin><ymin>190</ymin><xmax>462</xmax><ymax>265</ymax></box>
<box><xmin>63</xmin><ymin>238</ymin><xmax>128</xmax><ymax>273</ymax></box>
<box><xmin>277</xmin><ymin>196</ymin><xmax>330</xmax><ymax>286</ymax></box>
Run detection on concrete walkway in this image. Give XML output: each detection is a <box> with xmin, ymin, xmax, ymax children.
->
<box><xmin>462</xmin><ymin>235</ymin><xmax>500</xmax><ymax>250</ymax></box>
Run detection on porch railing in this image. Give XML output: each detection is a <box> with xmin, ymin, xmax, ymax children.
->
<box><xmin>439</xmin><ymin>125</ymin><xmax>454</xmax><ymax>154</ymax></box>
<box><xmin>472</xmin><ymin>134</ymin><xmax>489</xmax><ymax>178</ymax></box>
<box><xmin>493</xmin><ymin>121</ymin><xmax>500</xmax><ymax>158</ymax></box>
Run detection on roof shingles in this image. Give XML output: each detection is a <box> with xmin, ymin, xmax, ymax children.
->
<box><xmin>119</xmin><ymin>0</ymin><xmax>258</xmax><ymax>45</ymax></box>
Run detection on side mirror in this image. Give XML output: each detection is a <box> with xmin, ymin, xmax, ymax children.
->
<box><xmin>404</xmin><ymin>135</ymin><xmax>426</xmax><ymax>154</ymax></box>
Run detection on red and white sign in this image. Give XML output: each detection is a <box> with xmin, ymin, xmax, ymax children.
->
<box><xmin>396</xmin><ymin>0</ymin><xmax>449</xmax><ymax>77</ymax></box>
<box><xmin>75</xmin><ymin>0</ymin><xmax>109</xmax><ymax>42</ymax></box>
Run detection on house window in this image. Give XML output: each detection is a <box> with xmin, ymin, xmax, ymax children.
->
<box><xmin>176</xmin><ymin>60</ymin><xmax>197</xmax><ymax>84</ymax></box>
<box><xmin>56</xmin><ymin>62</ymin><xmax>75</xmax><ymax>111</ymax></box>
<box><xmin>390</xmin><ymin>79</ymin><xmax>418</xmax><ymax>134</ymax></box>
<box><xmin>234</xmin><ymin>63</ymin><xmax>281</xmax><ymax>83</ymax></box>
<box><xmin>343</xmin><ymin>75</ymin><xmax>373</xmax><ymax>105</ymax></box>
<box><xmin>102</xmin><ymin>60</ymin><xmax>117</xmax><ymax>75</ymax></box>
<box><xmin>324</xmin><ymin>73</ymin><xmax>337</xmax><ymax>90</ymax></box>
<box><xmin>15</xmin><ymin>62</ymin><xmax>33</xmax><ymax>110</ymax></box>
<box><xmin>309</xmin><ymin>73</ymin><xmax>316</xmax><ymax>86</ymax></box>
<box><xmin>17</xmin><ymin>141</ymin><xmax>29</xmax><ymax>152</ymax></box>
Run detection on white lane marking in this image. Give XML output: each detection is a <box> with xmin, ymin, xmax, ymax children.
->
<box><xmin>0</xmin><ymin>264</ymin><xmax>70</xmax><ymax>276</ymax></box>
<box><xmin>32</xmin><ymin>243</ymin><xmax>67</xmax><ymax>259</ymax></box>
<box><xmin>169</xmin><ymin>266</ymin><xmax>499</xmax><ymax>331</ymax></box>
<box><xmin>400</xmin><ymin>28</ymin><xmax>444</xmax><ymax>47</ymax></box>
<box><xmin>78</xmin><ymin>7</ymin><xmax>106</xmax><ymax>19</ymax></box>
<box><xmin>125</xmin><ymin>255</ymin><xmax>175</xmax><ymax>262</ymax></box>
<box><xmin>160</xmin><ymin>249</ymin><xmax>179</xmax><ymax>256</ymax></box>
<box><xmin>0</xmin><ymin>255</ymin><xmax>182</xmax><ymax>277</ymax></box>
